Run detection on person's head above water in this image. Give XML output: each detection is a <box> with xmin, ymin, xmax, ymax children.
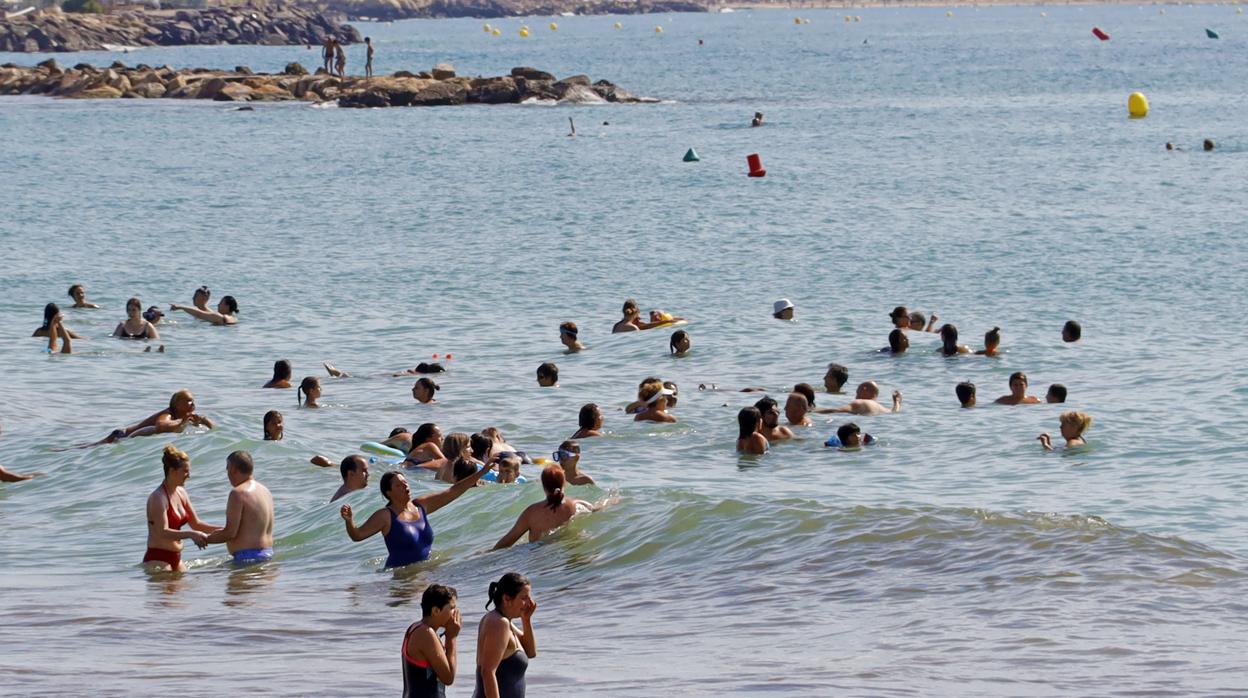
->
<box><xmin>638</xmin><ymin>379</ymin><xmax>671</xmax><ymax>409</ymax></box>
<box><xmin>537</xmin><ymin>362</ymin><xmax>559</xmax><ymax>387</ymax></box>
<box><xmin>753</xmin><ymin>396</ymin><xmax>781</xmax><ymax>427</ymax></box>
<box><xmin>470</xmin><ymin>432</ymin><xmax>492</xmax><ymax>462</ymax></box>
<box><xmin>1059</xmin><ymin>411</ymin><xmax>1093</xmax><ymax>439</ymax></box>
<box><xmin>161</xmin><ymin>443</ymin><xmax>190</xmax><ymax>477</ymax></box>
<box><xmin>939</xmin><ymin>324</ymin><xmax>960</xmax><ymax>354</ymax></box>
<box><xmin>263</xmin><ymin>410</ymin><xmax>283</xmax><ymax>440</ymax></box>
<box><xmin>773</xmin><ymin>298</ymin><xmax>794</xmax><ymax>320</ymax></box>
<box><xmin>1008</xmin><ymin>371</ymin><xmax>1028</xmax><ymax>396</ymax></box>
<box><xmin>169</xmin><ymin>389</ymin><xmax>196</xmax><ymax>418</ymax></box>
<box><xmin>889</xmin><ymin>306</ymin><xmax>910</xmax><ymax>329</ymax></box>
<box><xmin>1204</xmin><ymin>138</ymin><xmax>1215</xmax><ymax>151</ymax></box>
<box><xmin>669</xmin><ymin>330</ymin><xmax>691</xmax><ymax>355</ymax></box>
<box><xmin>824</xmin><ymin>363</ymin><xmax>849</xmax><ymax>393</ymax></box>
<box><xmin>442</xmin><ymin>432</ymin><xmax>471</xmax><ymax>463</ymax></box>
<box><xmin>784</xmin><ymin>392</ymin><xmax>809</xmax><ymax>423</ymax></box>
<box><xmin>540</xmin><ymin>465</ymin><xmax>565</xmax><ymax>509</ymax></box>
<box><xmin>68</xmin><ymin>284</ymin><xmax>86</xmax><ymax>304</ymax></box>
<box><xmin>1046</xmin><ymin>383</ymin><xmax>1067</xmax><ymax>404</ymax></box>
<box><xmin>297</xmin><ymin>376</ymin><xmax>321</xmax><ymax>405</ymax></box>
<box><xmin>41</xmin><ymin>302</ymin><xmax>61</xmax><ymax>329</ymax></box>
<box><xmin>908</xmin><ymin>311</ymin><xmax>926</xmax><ymax>331</ymax></box>
<box><xmin>226</xmin><ymin>450</ymin><xmax>254</xmax><ymax>484</ymax></box>
<box><xmin>413</xmin><ymin>422</ymin><xmax>441</xmax><ymax>445</ymax></box>
<box><xmin>955</xmin><ymin>381</ymin><xmax>976</xmax><ymax>408</ymax></box>
<box><xmin>984</xmin><ymin>326</ymin><xmax>1001</xmax><ymax>352</ymax></box>
<box><xmin>414</xmin><ymin>362</ymin><xmax>446</xmax><ymax>374</ymax></box>
<box><xmin>421</xmin><ymin>583</ymin><xmax>457</xmax><ymax>625</ymax></box>
<box><xmin>1062</xmin><ymin>320</ymin><xmax>1081</xmax><ymax>342</ymax></box>
<box><xmin>412</xmin><ymin>377</ymin><xmax>440</xmax><ymax>403</ymax></box>
<box><xmin>836</xmin><ymin>422</ymin><xmax>862</xmax><ymax>447</ymax></box>
<box><xmin>272</xmin><ymin>359</ymin><xmax>292</xmax><ymax>383</ymax></box>
<box><xmin>193</xmin><ymin>285</ymin><xmax>211</xmax><ymax>307</ymax></box>
<box><xmin>486</xmin><ymin>571</ymin><xmax>532</xmax><ymax>617</ymax></box>
<box><xmin>737</xmin><ymin>406</ymin><xmax>762</xmax><ymax>440</ymax></box>
<box><xmin>578</xmin><ymin>403</ymin><xmax>602</xmax><ymax>431</ymax></box>
<box><xmin>379</xmin><ymin>470</ymin><xmax>410</xmax><ymax>505</ymax></box>
<box><xmin>888</xmin><ymin>328</ymin><xmax>909</xmax><ymax>354</ymax></box>
<box><xmin>340</xmin><ymin>455</ymin><xmax>369</xmax><ymax>487</ymax></box>
<box><xmin>218</xmin><ymin>296</ymin><xmax>239</xmax><ymax>316</ymax></box>
<box><xmin>559</xmin><ymin>322</ymin><xmax>579</xmax><ymax>350</ymax></box>
<box><xmin>621</xmin><ymin>298</ymin><xmax>639</xmax><ymax>318</ymax></box>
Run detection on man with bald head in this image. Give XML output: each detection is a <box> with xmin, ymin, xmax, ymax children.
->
<box><xmin>824</xmin><ymin>381</ymin><xmax>902</xmax><ymax>416</ymax></box>
<box><xmin>331</xmin><ymin>455</ymin><xmax>370</xmax><ymax>502</ymax></box>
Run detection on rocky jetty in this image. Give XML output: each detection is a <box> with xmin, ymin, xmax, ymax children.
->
<box><xmin>0</xmin><ymin>60</ymin><xmax>655</xmax><ymax>107</ymax></box>
<box><xmin>0</xmin><ymin>6</ymin><xmax>360</xmax><ymax>53</ymax></box>
<box><xmin>326</xmin><ymin>0</ymin><xmax>711</xmax><ymax>21</ymax></box>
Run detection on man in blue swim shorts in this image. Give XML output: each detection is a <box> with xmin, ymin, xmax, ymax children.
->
<box><xmin>206</xmin><ymin>451</ymin><xmax>275</xmax><ymax>566</ymax></box>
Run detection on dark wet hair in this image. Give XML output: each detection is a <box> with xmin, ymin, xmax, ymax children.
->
<box><xmin>888</xmin><ymin>328</ymin><xmax>907</xmax><ymax>353</ymax></box>
<box><xmin>389</xmin><ymin>427</ymin><xmax>409</xmax><ymax>438</ymax></box>
<box><xmin>340</xmin><ymin>454</ymin><xmax>366</xmax><ymax>481</ymax></box>
<box><xmin>1047</xmin><ymin>383</ymin><xmax>1067</xmax><ymax>403</ymax></box>
<box><xmin>126</xmin><ymin>297</ymin><xmax>141</xmax><ymax>312</ymax></box>
<box><xmin>754</xmin><ymin>396</ymin><xmax>779</xmax><ymax>415</ymax></box>
<box><xmin>421</xmin><ymin>583</ymin><xmax>456</xmax><ymax>617</ymax></box>
<box><xmin>452</xmin><ymin>457</ymin><xmax>478</xmax><ymax>482</ymax></box>
<box><xmin>1063</xmin><ymin>320</ymin><xmax>1081</xmax><ymax>341</ymax></box>
<box><xmin>380</xmin><ymin>470</ymin><xmax>403</xmax><ymax>502</ymax></box>
<box><xmin>415</xmin><ymin>377</ymin><xmax>440</xmax><ymax>394</ymax></box>
<box><xmin>738</xmin><ymin>406</ymin><xmax>762</xmax><ymax>440</ymax></box>
<box><xmin>227</xmin><ymin>450</ymin><xmax>254</xmax><ymax>476</ymax></box>
<box><xmin>263</xmin><ymin>409</ymin><xmax>282</xmax><ymax>440</ymax></box>
<box><xmin>272</xmin><ymin>359</ymin><xmax>292</xmax><ymax>382</ymax></box>
<box><xmin>793</xmin><ymin>383</ymin><xmax>817</xmax><ymax>407</ymax></box>
<box><xmin>1009</xmin><ymin>371</ymin><xmax>1027</xmax><ymax>386</ymax></box>
<box><xmin>836</xmin><ymin>422</ymin><xmax>860</xmax><ymax>443</ymax></box>
<box><xmin>413</xmin><ymin>423</ymin><xmax>439</xmax><ymax>444</ymax></box>
<box><xmin>415</xmin><ymin>362</ymin><xmax>445</xmax><ymax>374</ymax></box>
<box><xmin>1203</xmin><ymin>138</ymin><xmax>1215</xmax><ymax>151</ymax></box>
<box><xmin>984</xmin><ymin>326</ymin><xmax>1001</xmax><ymax>347</ymax></box>
<box><xmin>221</xmin><ymin>295</ymin><xmax>238</xmax><ymax>314</ymax></box>
<box><xmin>297</xmin><ymin>376</ymin><xmax>319</xmax><ymax>405</ymax></box>
<box><xmin>669</xmin><ymin>330</ymin><xmax>689</xmax><ymax>354</ymax></box>
<box><xmin>194</xmin><ymin>285</ymin><xmax>210</xmax><ymax>300</ymax></box>
<box><xmin>578</xmin><ymin>403</ymin><xmax>600</xmax><ymax>430</ymax></box>
<box><xmin>365</xmin><ymin>35</ymin><xmax>372</xmax><ymax>42</ymax></box>
<box><xmin>541</xmin><ymin>465</ymin><xmax>565</xmax><ymax>510</ymax></box>
<box><xmin>537</xmin><ymin>362</ymin><xmax>558</xmax><ymax>383</ymax></box>
<box><xmin>68</xmin><ymin>284</ymin><xmax>83</xmax><ymax>299</ymax></box>
<box><xmin>487</xmin><ymin>572</ymin><xmax>531</xmax><ymax>611</ymax></box>
<box><xmin>470</xmin><ymin>432</ymin><xmax>492</xmax><ymax>461</ymax></box>
<box><xmin>939</xmin><ymin>324</ymin><xmax>960</xmax><ymax>355</ymax></box>
<box><xmin>42</xmin><ymin>302</ymin><xmax>60</xmax><ymax>330</ymax></box>
<box><xmin>955</xmin><ymin>381</ymin><xmax>976</xmax><ymax>406</ymax></box>
<box><xmin>826</xmin><ymin>363</ymin><xmax>849</xmax><ymax>389</ymax></box>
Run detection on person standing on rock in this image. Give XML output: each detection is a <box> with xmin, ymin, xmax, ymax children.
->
<box><xmin>365</xmin><ymin>37</ymin><xmax>374</xmax><ymax>79</ymax></box>
<box><xmin>335</xmin><ymin>41</ymin><xmax>346</xmax><ymax>79</ymax></box>
<box><xmin>322</xmin><ymin>37</ymin><xmax>335</xmax><ymax>74</ymax></box>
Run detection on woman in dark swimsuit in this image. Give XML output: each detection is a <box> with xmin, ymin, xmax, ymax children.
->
<box><xmin>113</xmin><ymin>297</ymin><xmax>160</xmax><ymax>341</ymax></box>
<box><xmin>474</xmin><ymin>572</ymin><xmax>537</xmax><ymax>698</ymax></box>
<box><xmin>402</xmin><ymin>584</ymin><xmax>462</xmax><ymax>698</ymax></box>
<box><xmin>339</xmin><ymin>467</ymin><xmax>493</xmax><ymax>569</ymax></box>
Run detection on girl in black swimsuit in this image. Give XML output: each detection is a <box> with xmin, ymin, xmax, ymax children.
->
<box><xmin>474</xmin><ymin>572</ymin><xmax>537</xmax><ymax>698</ymax></box>
<box><xmin>113</xmin><ymin>297</ymin><xmax>159</xmax><ymax>341</ymax></box>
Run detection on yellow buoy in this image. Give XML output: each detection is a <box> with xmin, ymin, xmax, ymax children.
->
<box><xmin>549</xmin><ymin>22</ymin><xmax>558</xmax><ymax>31</ymax></box>
<box><xmin>844</xmin><ymin>14</ymin><xmax>851</xmax><ymax>21</ymax></box>
<box><xmin>655</xmin><ymin>25</ymin><xmax>663</xmax><ymax>33</ymax></box>
<box><xmin>492</xmin><ymin>28</ymin><xmax>501</xmax><ymax>36</ymax></box>
<box><xmin>795</xmin><ymin>17</ymin><xmax>802</xmax><ymax>24</ymax></box>
<box><xmin>519</xmin><ymin>27</ymin><xmax>530</xmax><ymax>37</ymax></box>
<box><xmin>947</xmin><ymin>10</ymin><xmax>954</xmax><ymax>17</ymax></box>
<box><xmin>614</xmin><ymin>21</ymin><xmax>622</xmax><ymax>29</ymax></box>
<box><xmin>1128</xmin><ymin>91</ymin><xmax>1149</xmax><ymax>118</ymax></box>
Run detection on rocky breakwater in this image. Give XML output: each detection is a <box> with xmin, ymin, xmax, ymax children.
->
<box><xmin>326</xmin><ymin>0</ymin><xmax>711</xmax><ymax>22</ymax></box>
<box><xmin>0</xmin><ymin>60</ymin><xmax>655</xmax><ymax>106</ymax></box>
<box><xmin>0</xmin><ymin>6</ymin><xmax>360</xmax><ymax>53</ymax></box>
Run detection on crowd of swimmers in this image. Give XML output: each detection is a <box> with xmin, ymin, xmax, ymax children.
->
<box><xmin>3</xmin><ymin>287</ymin><xmax>1097</xmax><ymax>696</ymax></box>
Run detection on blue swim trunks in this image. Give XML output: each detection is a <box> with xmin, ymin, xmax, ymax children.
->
<box><xmin>232</xmin><ymin>548</ymin><xmax>274</xmax><ymax>566</ymax></box>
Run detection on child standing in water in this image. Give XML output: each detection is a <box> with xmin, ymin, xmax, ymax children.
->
<box><xmin>1038</xmin><ymin>411</ymin><xmax>1093</xmax><ymax>450</ymax></box>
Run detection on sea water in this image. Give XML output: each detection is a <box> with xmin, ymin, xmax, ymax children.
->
<box><xmin>1</xmin><ymin>6</ymin><xmax>1247</xmax><ymax>695</ymax></box>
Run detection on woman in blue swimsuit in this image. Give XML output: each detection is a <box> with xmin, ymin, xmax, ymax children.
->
<box><xmin>339</xmin><ymin>466</ymin><xmax>494</xmax><ymax>569</ymax></box>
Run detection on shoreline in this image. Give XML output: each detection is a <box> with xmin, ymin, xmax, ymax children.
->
<box><xmin>717</xmin><ymin>0</ymin><xmax>1232</xmax><ymax>8</ymax></box>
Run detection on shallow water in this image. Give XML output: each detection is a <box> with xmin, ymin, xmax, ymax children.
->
<box><xmin>2</xmin><ymin>5</ymin><xmax>1248</xmax><ymax>695</ymax></box>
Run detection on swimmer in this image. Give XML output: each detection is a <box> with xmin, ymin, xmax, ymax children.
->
<box><xmin>264</xmin><ymin>359</ymin><xmax>293</xmax><ymax>389</ymax></box>
<box><xmin>90</xmin><ymin>389</ymin><xmax>214</xmax><ymax>446</ymax></box>
<box><xmin>493</xmin><ymin>453</ymin><xmax>523</xmax><ymax>484</ymax></box>
<box><xmin>0</xmin><ymin>422</ymin><xmax>43</xmax><ymax>482</ymax></box>
<box><xmin>669</xmin><ymin>330</ymin><xmax>691</xmax><ymax>356</ymax></box>
<box><xmin>829</xmin><ymin>422</ymin><xmax>874</xmax><ymax>451</ymax></box>
<box><xmin>170</xmin><ymin>295</ymin><xmax>238</xmax><ymax>326</ymax></box>
<box><xmin>203</xmin><ymin>451</ymin><xmax>275</xmax><ymax>566</ymax></box>
<box><xmin>412</xmin><ymin>377</ymin><xmax>440</xmax><ymax>404</ymax></box>
<box><xmin>568</xmin><ymin>116</ymin><xmax>576</xmax><ymax>138</ymax></box>
<box><xmin>435</xmin><ymin>433</ymin><xmax>475</xmax><ymax>483</ymax></box>
<box><xmin>1046</xmin><ymin>383</ymin><xmax>1067</xmax><ymax>404</ymax></box>
<box><xmin>663</xmin><ymin>380</ymin><xmax>681</xmax><ymax>408</ymax></box>
<box><xmin>975</xmin><ymin>327</ymin><xmax>1001</xmax><ymax>356</ymax></box>
<box><xmin>1204</xmin><ymin>138</ymin><xmax>1215</xmax><ymax>151</ymax></box>
<box><xmin>191</xmin><ymin>285</ymin><xmax>211</xmax><ymax>311</ymax></box>
<box><xmin>340</xmin><ymin>465</ymin><xmax>494</xmax><ymax>569</ymax></box>
<box><xmin>474</xmin><ymin>573</ymin><xmax>537</xmax><ymax>698</ymax></box>
<box><xmin>113</xmin><ymin>297</ymin><xmax>160</xmax><ymax>341</ymax></box>
<box><xmin>44</xmin><ymin>315</ymin><xmax>74</xmax><ymax>354</ymax></box>
<box><xmin>889</xmin><ymin>306</ymin><xmax>910</xmax><ymax>329</ymax></box>
<box><xmin>67</xmin><ymin>284</ymin><xmax>100</xmax><ymax>309</ymax></box>
<box><xmin>824</xmin><ymin>363</ymin><xmax>850</xmax><ymax>394</ymax></box>
<box><xmin>824</xmin><ymin>381</ymin><xmax>901</xmax><ymax>416</ymax></box>
<box><xmin>793</xmin><ymin>382</ymin><xmax>818</xmax><ymax>408</ymax></box>
<box><xmin>1038</xmin><ymin>411</ymin><xmax>1092</xmax><ymax>450</ymax></box>
<box><xmin>393</xmin><ymin>362</ymin><xmax>447</xmax><ymax>377</ymax></box>
<box><xmin>634</xmin><ymin>380</ymin><xmax>677</xmax><ymax>423</ymax></box>
<box><xmin>402</xmin><ymin>584</ymin><xmax>461</xmax><ymax>698</ymax></box>
<box><xmin>559</xmin><ymin>322</ymin><xmax>583</xmax><ymax>352</ymax></box>
<box><xmin>33</xmin><ymin>303</ymin><xmax>83</xmax><ymax>339</ymax></box>
<box><xmin>994</xmin><ymin>372</ymin><xmax>1041</xmax><ymax>405</ymax></box>
<box><xmin>936</xmin><ymin>324</ymin><xmax>971</xmax><ymax>356</ymax></box>
<box><xmin>955</xmin><ymin>381</ymin><xmax>976</xmax><ymax>408</ymax></box>
<box><xmin>483</xmin><ymin>427</ymin><xmax>530</xmax><ymax>464</ymax></box>
<box><xmin>382</xmin><ymin>427</ymin><xmax>415</xmax><ymax>454</ymax></box>
<box><xmin>404</xmin><ymin>423</ymin><xmax>445</xmax><ymax>467</ymax></box>
<box><xmin>784</xmin><ymin>391</ymin><xmax>814</xmax><ymax>427</ymax></box>
<box><xmin>536</xmin><ymin>362</ymin><xmax>558</xmax><ymax>388</ymax></box>
<box><xmin>470</xmin><ymin>432</ymin><xmax>494</xmax><ymax>466</ymax></box>
<box><xmin>754</xmin><ymin>397</ymin><xmax>794</xmax><ymax>441</ymax></box>
<box><xmin>552</xmin><ymin>440</ymin><xmax>593</xmax><ymax>485</ymax></box>
<box><xmin>1166</xmin><ymin>142</ymin><xmax>1182</xmax><ymax>151</ymax></box>
<box><xmin>773</xmin><ymin>298</ymin><xmax>794</xmax><ymax>320</ymax></box>
<box><xmin>736</xmin><ymin>406</ymin><xmax>768</xmax><ymax>454</ymax></box>
<box><xmin>882</xmin><ymin>328</ymin><xmax>908</xmax><ymax>354</ymax></box>
<box><xmin>323</xmin><ymin>361</ymin><xmax>351</xmax><ymax>378</ymax></box>
<box><xmin>143</xmin><ymin>306</ymin><xmax>164</xmax><ymax>325</ymax></box>
<box><xmin>612</xmin><ymin>298</ymin><xmax>644</xmax><ymax>333</ymax></box>
<box><xmin>751</xmin><ymin>111</ymin><xmax>764</xmax><ymax>127</ymax></box>
<box><xmin>572</xmin><ymin>403</ymin><xmax>603</xmax><ymax>439</ymax></box>
<box><xmin>297</xmin><ymin>376</ymin><xmax>323</xmax><ymax>408</ymax></box>
<box><xmin>263</xmin><ymin>410</ymin><xmax>283</xmax><ymax>440</ymax></box>
<box><xmin>331</xmin><ymin>455</ymin><xmax>370</xmax><ymax>502</ymax></box>
<box><xmin>493</xmin><ymin>466</ymin><xmax>594</xmax><ymax>549</ymax></box>
<box><xmin>1062</xmin><ymin>320</ymin><xmax>1081</xmax><ymax>343</ymax></box>
<box><xmin>142</xmin><ymin>445</ymin><xmax>215</xmax><ymax>572</ymax></box>
<box><xmin>909</xmin><ymin>311</ymin><xmax>938</xmax><ymax>333</ymax></box>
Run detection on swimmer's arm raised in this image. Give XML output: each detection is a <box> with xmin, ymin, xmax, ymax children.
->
<box><xmin>169</xmin><ymin>304</ymin><xmax>224</xmax><ymax>325</ymax></box>
<box><xmin>419</xmin><ymin>462</ymin><xmax>495</xmax><ymax>515</ymax></box>
<box><xmin>891</xmin><ymin>391</ymin><xmax>902</xmax><ymax>413</ymax></box>
<box><xmin>340</xmin><ymin>504</ymin><xmax>387</xmax><ymax>541</ymax></box>
<box><xmin>204</xmin><ymin>491</ymin><xmax>242</xmax><ymax>545</ymax></box>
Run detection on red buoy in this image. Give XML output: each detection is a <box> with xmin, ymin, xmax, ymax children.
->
<box><xmin>1092</xmin><ymin>27</ymin><xmax>1110</xmax><ymax>41</ymax></box>
<box><xmin>747</xmin><ymin>153</ymin><xmax>766</xmax><ymax>177</ymax></box>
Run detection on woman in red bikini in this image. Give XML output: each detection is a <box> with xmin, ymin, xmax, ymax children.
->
<box><xmin>143</xmin><ymin>445</ymin><xmax>218</xmax><ymax>572</ymax></box>
<box><xmin>401</xmin><ymin>584</ymin><xmax>461</xmax><ymax>697</ymax></box>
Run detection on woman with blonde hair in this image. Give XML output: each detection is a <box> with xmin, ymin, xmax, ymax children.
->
<box><xmin>1038</xmin><ymin>411</ymin><xmax>1093</xmax><ymax>450</ymax></box>
<box><xmin>143</xmin><ymin>445</ymin><xmax>218</xmax><ymax>572</ymax></box>
<box><xmin>436</xmin><ymin>432</ymin><xmax>474</xmax><ymax>482</ymax></box>
<box><xmin>634</xmin><ymin>379</ymin><xmax>676</xmax><ymax>423</ymax></box>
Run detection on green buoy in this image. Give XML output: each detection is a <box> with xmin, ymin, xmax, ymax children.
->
<box><xmin>683</xmin><ymin>148</ymin><xmax>700</xmax><ymax>162</ymax></box>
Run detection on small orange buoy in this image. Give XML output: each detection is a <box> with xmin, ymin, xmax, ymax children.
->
<box><xmin>1092</xmin><ymin>26</ymin><xmax>1110</xmax><ymax>40</ymax></box>
<box><xmin>747</xmin><ymin>153</ymin><xmax>766</xmax><ymax>177</ymax></box>
<box><xmin>432</xmin><ymin>353</ymin><xmax>439</xmax><ymax>359</ymax></box>
<box><xmin>445</xmin><ymin>354</ymin><xmax>453</xmax><ymax>360</ymax></box>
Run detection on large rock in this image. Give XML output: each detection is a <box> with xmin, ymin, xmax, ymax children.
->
<box><xmin>558</xmin><ymin>84</ymin><xmax>607</xmax><ymax>104</ymax></box>
<box><xmin>213</xmin><ymin>83</ymin><xmax>252</xmax><ymax>101</ymax></box>
<box><xmin>283</xmin><ymin>62</ymin><xmax>308</xmax><ymax>76</ymax></box>
<box><xmin>196</xmin><ymin>77</ymin><xmax>228</xmax><ymax>100</ymax></box>
<box><xmin>467</xmin><ymin>76</ymin><xmax>518</xmax><ymax>104</ymax></box>
<box><xmin>431</xmin><ymin>63</ymin><xmax>455</xmax><ymax>80</ymax></box>
<box><xmin>249</xmin><ymin>83</ymin><xmax>294</xmax><ymax>101</ymax></box>
<box><xmin>510</xmin><ymin>66</ymin><xmax>554</xmax><ymax>81</ymax></box>
<box><xmin>131</xmin><ymin>81</ymin><xmax>167</xmax><ymax>98</ymax></box>
<box><xmin>66</xmin><ymin>85</ymin><xmax>123</xmax><ymax>99</ymax></box>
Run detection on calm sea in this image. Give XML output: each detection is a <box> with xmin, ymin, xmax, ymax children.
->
<box><xmin>2</xmin><ymin>5</ymin><xmax>1247</xmax><ymax>695</ymax></box>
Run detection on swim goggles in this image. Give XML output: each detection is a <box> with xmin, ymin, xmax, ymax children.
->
<box><xmin>552</xmin><ymin>449</ymin><xmax>578</xmax><ymax>462</ymax></box>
